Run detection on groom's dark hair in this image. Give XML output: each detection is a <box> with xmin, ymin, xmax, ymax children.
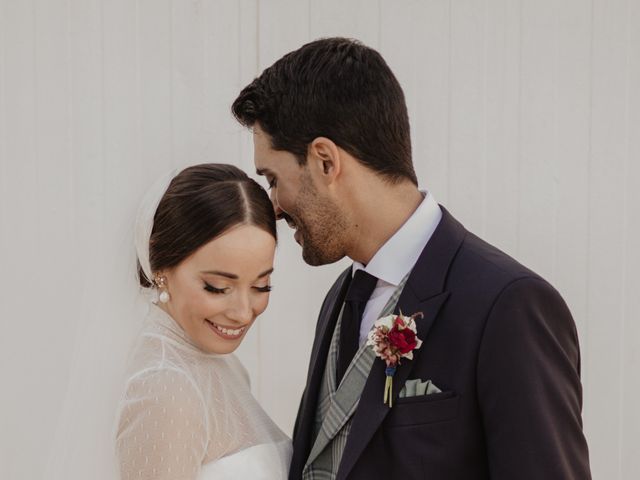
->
<box><xmin>232</xmin><ymin>37</ymin><xmax>417</xmax><ymax>186</ymax></box>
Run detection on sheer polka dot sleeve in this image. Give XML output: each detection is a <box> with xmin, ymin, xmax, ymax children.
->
<box><xmin>116</xmin><ymin>368</ymin><xmax>208</xmax><ymax>480</ymax></box>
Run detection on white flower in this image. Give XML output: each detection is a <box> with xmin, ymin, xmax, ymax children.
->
<box><xmin>372</xmin><ymin>314</ymin><xmax>395</xmax><ymax>330</ymax></box>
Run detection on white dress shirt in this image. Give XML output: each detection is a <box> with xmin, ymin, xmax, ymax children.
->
<box><xmin>353</xmin><ymin>191</ymin><xmax>442</xmax><ymax>344</ymax></box>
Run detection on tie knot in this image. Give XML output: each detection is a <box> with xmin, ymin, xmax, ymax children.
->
<box><xmin>345</xmin><ymin>270</ymin><xmax>378</xmax><ymax>303</ymax></box>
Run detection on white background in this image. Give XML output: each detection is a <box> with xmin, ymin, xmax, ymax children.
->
<box><xmin>0</xmin><ymin>0</ymin><xmax>638</xmax><ymax>479</ymax></box>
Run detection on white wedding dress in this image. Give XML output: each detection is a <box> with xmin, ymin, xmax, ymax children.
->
<box><xmin>115</xmin><ymin>303</ymin><xmax>292</xmax><ymax>480</ymax></box>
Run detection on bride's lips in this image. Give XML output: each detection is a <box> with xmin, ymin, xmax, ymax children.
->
<box><xmin>204</xmin><ymin>319</ymin><xmax>248</xmax><ymax>340</ymax></box>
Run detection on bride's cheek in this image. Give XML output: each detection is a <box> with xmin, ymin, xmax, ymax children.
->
<box><xmin>255</xmin><ymin>297</ymin><xmax>270</xmax><ymax>317</ymax></box>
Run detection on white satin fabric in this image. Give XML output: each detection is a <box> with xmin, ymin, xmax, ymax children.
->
<box><xmin>197</xmin><ymin>442</ymin><xmax>292</xmax><ymax>479</ymax></box>
<box><xmin>115</xmin><ymin>303</ymin><xmax>291</xmax><ymax>480</ymax></box>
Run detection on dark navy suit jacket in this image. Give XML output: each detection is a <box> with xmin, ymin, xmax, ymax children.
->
<box><xmin>289</xmin><ymin>208</ymin><xmax>591</xmax><ymax>480</ymax></box>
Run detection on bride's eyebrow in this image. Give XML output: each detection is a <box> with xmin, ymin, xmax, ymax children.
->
<box><xmin>200</xmin><ymin>268</ymin><xmax>274</xmax><ymax>280</ymax></box>
<box><xmin>256</xmin><ymin>268</ymin><xmax>274</xmax><ymax>279</ymax></box>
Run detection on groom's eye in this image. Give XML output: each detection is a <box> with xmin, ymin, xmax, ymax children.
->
<box><xmin>267</xmin><ymin>177</ymin><xmax>277</xmax><ymax>190</ymax></box>
<box><xmin>203</xmin><ymin>282</ymin><xmax>228</xmax><ymax>294</ymax></box>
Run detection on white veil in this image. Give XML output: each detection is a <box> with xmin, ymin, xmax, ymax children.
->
<box><xmin>134</xmin><ymin>169</ymin><xmax>177</xmax><ymax>288</ymax></box>
<box><xmin>44</xmin><ymin>170</ymin><xmax>176</xmax><ymax>479</ymax></box>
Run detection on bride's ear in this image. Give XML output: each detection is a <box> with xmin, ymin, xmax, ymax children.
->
<box><xmin>308</xmin><ymin>137</ymin><xmax>341</xmax><ymax>185</ymax></box>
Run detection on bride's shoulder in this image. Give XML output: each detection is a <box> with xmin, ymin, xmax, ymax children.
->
<box><xmin>115</xmin><ymin>365</ymin><xmax>210</xmax><ymax>463</ymax></box>
<box><xmin>118</xmin><ymin>365</ymin><xmax>208</xmax><ymax>436</ymax></box>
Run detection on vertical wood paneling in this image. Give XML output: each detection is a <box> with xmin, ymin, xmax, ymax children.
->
<box><xmin>379</xmin><ymin>0</ymin><xmax>450</xmax><ymax>205</ymax></box>
<box><xmin>553</xmin><ymin>0</ymin><xmax>591</xmax><ymax>355</ymax></box>
<box><xmin>171</xmin><ymin>0</ymin><xmax>208</xmax><ymax>167</ymax></box>
<box><xmin>236</xmin><ymin>0</ymin><xmax>260</xmax><ymax>173</ymax></box>
<box><xmin>586</xmin><ymin>0</ymin><xmax>629</xmax><ymax>477</ymax></box>
<box><xmin>102</xmin><ymin>0</ymin><xmax>140</xmax><ymax>242</ymax></box>
<box><xmin>31</xmin><ymin>1</ymin><xmax>74</xmax><ymax>477</ymax></box>
<box><xmin>517</xmin><ymin>0</ymin><xmax>558</xmax><ymax>281</ymax></box>
<box><xmin>0</xmin><ymin>1</ymin><xmax>39</xmax><ymax>478</ymax></box>
<box><xmin>0</xmin><ymin>2</ymin><xmax>7</xmax><ymax>476</ymax></box>
<box><xmin>309</xmin><ymin>0</ymin><xmax>380</xmax><ymax>47</ymax></box>
<box><xmin>1</xmin><ymin>1</ymin><xmax>639</xmax><ymax>478</ymax></box>
<box><xmin>483</xmin><ymin>0</ymin><xmax>520</xmax><ymax>255</ymax></box>
<box><xmin>258</xmin><ymin>0</ymin><xmax>309</xmax><ymax>69</ymax></box>
<box><xmin>0</xmin><ymin>0</ymin><xmax>7</xmax><ymax>358</ymax></box>
<box><xmin>42</xmin><ymin>1</ymin><xmax>112</xmax><ymax>477</ymax></box>
<box><xmin>447</xmin><ymin>0</ymin><xmax>487</xmax><ymax>235</ymax></box>
<box><xmin>68</xmin><ymin>0</ymin><xmax>104</xmax><ymax>294</ymax></box>
<box><xmin>137</xmin><ymin>0</ymin><xmax>172</xmax><ymax>173</ymax></box>
<box><xmin>621</xmin><ymin>2</ymin><xmax>640</xmax><ymax>477</ymax></box>
<box><xmin>202</xmin><ymin>0</ymin><xmax>247</xmax><ymax>167</ymax></box>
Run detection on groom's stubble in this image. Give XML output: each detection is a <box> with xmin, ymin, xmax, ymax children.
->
<box><xmin>291</xmin><ymin>171</ymin><xmax>349</xmax><ymax>267</ymax></box>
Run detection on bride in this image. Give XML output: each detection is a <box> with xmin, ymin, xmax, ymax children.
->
<box><xmin>115</xmin><ymin>163</ymin><xmax>292</xmax><ymax>479</ymax></box>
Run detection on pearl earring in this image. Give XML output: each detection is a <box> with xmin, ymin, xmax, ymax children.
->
<box><xmin>154</xmin><ymin>275</ymin><xmax>171</xmax><ymax>304</ymax></box>
<box><xmin>159</xmin><ymin>290</ymin><xmax>170</xmax><ymax>304</ymax></box>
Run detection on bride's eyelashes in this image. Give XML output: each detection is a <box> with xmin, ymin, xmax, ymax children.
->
<box><xmin>203</xmin><ymin>282</ymin><xmax>228</xmax><ymax>294</ymax></box>
<box><xmin>254</xmin><ymin>285</ymin><xmax>273</xmax><ymax>293</ymax></box>
<box><xmin>203</xmin><ymin>282</ymin><xmax>272</xmax><ymax>294</ymax></box>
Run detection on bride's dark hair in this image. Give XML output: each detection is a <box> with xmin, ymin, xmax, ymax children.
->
<box><xmin>138</xmin><ymin>163</ymin><xmax>277</xmax><ymax>287</ymax></box>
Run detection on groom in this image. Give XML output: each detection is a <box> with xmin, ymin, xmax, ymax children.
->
<box><xmin>232</xmin><ymin>38</ymin><xmax>591</xmax><ymax>479</ymax></box>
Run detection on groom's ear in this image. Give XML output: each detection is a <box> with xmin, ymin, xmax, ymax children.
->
<box><xmin>308</xmin><ymin>137</ymin><xmax>341</xmax><ymax>185</ymax></box>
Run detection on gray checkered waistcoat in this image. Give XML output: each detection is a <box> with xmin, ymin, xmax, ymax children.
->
<box><xmin>302</xmin><ymin>275</ymin><xmax>410</xmax><ymax>480</ymax></box>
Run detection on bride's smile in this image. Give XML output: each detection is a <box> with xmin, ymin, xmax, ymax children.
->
<box><xmin>205</xmin><ymin>318</ymin><xmax>248</xmax><ymax>339</ymax></box>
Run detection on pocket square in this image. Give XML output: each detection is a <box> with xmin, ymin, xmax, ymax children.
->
<box><xmin>398</xmin><ymin>378</ymin><xmax>442</xmax><ymax>398</ymax></box>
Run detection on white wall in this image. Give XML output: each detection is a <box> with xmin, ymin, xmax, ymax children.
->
<box><xmin>0</xmin><ymin>0</ymin><xmax>638</xmax><ymax>478</ymax></box>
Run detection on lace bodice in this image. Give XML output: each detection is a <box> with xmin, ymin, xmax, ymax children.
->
<box><xmin>115</xmin><ymin>304</ymin><xmax>291</xmax><ymax>479</ymax></box>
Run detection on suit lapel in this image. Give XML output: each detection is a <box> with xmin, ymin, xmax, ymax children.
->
<box><xmin>290</xmin><ymin>268</ymin><xmax>352</xmax><ymax>478</ymax></box>
<box><xmin>337</xmin><ymin>208</ymin><xmax>467</xmax><ymax>480</ymax></box>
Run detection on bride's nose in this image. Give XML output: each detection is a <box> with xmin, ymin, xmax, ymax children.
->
<box><xmin>226</xmin><ymin>291</ymin><xmax>253</xmax><ymax>324</ymax></box>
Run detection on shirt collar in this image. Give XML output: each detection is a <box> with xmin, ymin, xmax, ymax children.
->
<box><xmin>352</xmin><ymin>191</ymin><xmax>442</xmax><ymax>286</ymax></box>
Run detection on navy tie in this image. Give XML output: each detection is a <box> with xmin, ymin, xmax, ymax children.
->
<box><xmin>336</xmin><ymin>270</ymin><xmax>378</xmax><ymax>385</ymax></box>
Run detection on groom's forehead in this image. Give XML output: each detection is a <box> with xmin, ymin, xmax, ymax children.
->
<box><xmin>252</xmin><ymin>123</ymin><xmax>270</xmax><ymax>146</ymax></box>
<box><xmin>252</xmin><ymin>127</ymin><xmax>274</xmax><ymax>166</ymax></box>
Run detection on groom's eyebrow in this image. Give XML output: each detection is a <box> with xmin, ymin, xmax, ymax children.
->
<box><xmin>201</xmin><ymin>268</ymin><xmax>274</xmax><ymax>280</ymax></box>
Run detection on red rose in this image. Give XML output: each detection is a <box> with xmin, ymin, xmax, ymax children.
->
<box><xmin>387</xmin><ymin>325</ymin><xmax>417</xmax><ymax>354</ymax></box>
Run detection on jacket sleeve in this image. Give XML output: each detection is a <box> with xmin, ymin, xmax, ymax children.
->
<box><xmin>477</xmin><ymin>277</ymin><xmax>591</xmax><ymax>479</ymax></box>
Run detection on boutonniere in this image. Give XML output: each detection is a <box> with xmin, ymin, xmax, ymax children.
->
<box><xmin>366</xmin><ymin>311</ymin><xmax>423</xmax><ymax>407</ymax></box>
